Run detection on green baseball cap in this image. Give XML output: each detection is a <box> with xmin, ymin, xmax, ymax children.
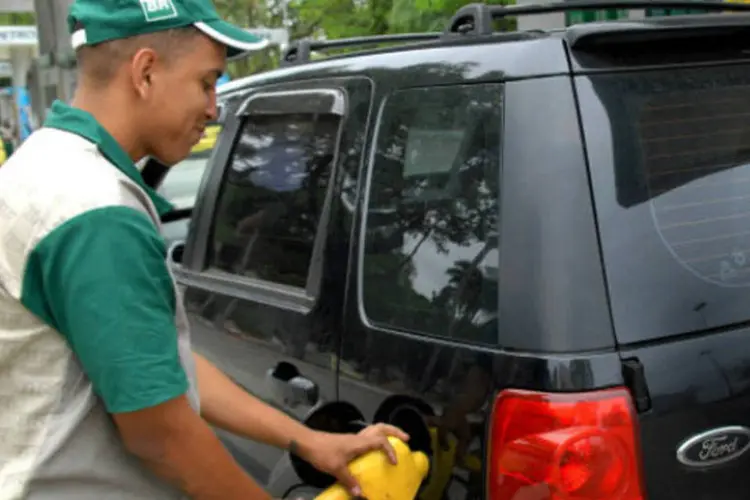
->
<box><xmin>68</xmin><ymin>0</ymin><xmax>269</xmax><ymax>58</ymax></box>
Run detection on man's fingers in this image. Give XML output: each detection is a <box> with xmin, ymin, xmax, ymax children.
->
<box><xmin>376</xmin><ymin>423</ymin><xmax>410</xmax><ymax>443</ymax></box>
<box><xmin>336</xmin><ymin>465</ymin><xmax>362</xmax><ymax>497</ymax></box>
<box><xmin>353</xmin><ymin>423</ymin><xmax>411</xmax><ymax>464</ymax></box>
<box><xmin>378</xmin><ymin>435</ymin><xmax>398</xmax><ymax>465</ymax></box>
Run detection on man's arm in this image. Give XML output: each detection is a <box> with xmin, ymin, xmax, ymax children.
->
<box><xmin>22</xmin><ymin>205</ymin><xmax>269</xmax><ymax>500</ymax></box>
<box><xmin>194</xmin><ymin>352</ymin><xmax>316</xmax><ymax>453</ymax></box>
<box><xmin>193</xmin><ymin>353</ymin><xmax>410</xmax><ymax>496</ymax></box>
<box><xmin>114</xmin><ymin>395</ymin><xmax>269</xmax><ymax>499</ymax></box>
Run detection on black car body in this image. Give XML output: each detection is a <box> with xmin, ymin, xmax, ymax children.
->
<box><xmin>164</xmin><ymin>2</ymin><xmax>750</xmax><ymax>498</ymax></box>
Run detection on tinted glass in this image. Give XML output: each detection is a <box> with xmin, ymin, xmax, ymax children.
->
<box><xmin>210</xmin><ymin>112</ymin><xmax>340</xmax><ymax>289</ymax></box>
<box><xmin>361</xmin><ymin>84</ymin><xmax>502</xmax><ymax>345</ymax></box>
<box><xmin>578</xmin><ymin>65</ymin><xmax>750</xmax><ymax>342</ymax></box>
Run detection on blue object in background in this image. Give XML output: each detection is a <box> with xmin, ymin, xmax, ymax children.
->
<box><xmin>217</xmin><ymin>72</ymin><xmax>231</xmax><ymax>88</ymax></box>
<box><xmin>14</xmin><ymin>86</ymin><xmax>32</xmax><ymax>141</ymax></box>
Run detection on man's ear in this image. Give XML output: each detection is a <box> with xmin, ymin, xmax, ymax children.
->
<box><xmin>130</xmin><ymin>47</ymin><xmax>159</xmax><ymax>99</ymax></box>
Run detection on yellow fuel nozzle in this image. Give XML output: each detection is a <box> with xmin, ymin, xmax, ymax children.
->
<box><xmin>314</xmin><ymin>437</ymin><xmax>430</xmax><ymax>500</ymax></box>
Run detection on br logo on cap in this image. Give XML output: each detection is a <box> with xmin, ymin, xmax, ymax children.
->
<box><xmin>139</xmin><ymin>0</ymin><xmax>178</xmax><ymax>22</ymax></box>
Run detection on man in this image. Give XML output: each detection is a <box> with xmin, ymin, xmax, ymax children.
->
<box><xmin>0</xmin><ymin>1</ymin><xmax>408</xmax><ymax>499</ymax></box>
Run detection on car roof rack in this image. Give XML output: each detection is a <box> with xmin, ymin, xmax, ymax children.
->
<box><xmin>280</xmin><ymin>33</ymin><xmax>441</xmax><ymax>67</ymax></box>
<box><xmin>281</xmin><ymin>0</ymin><xmax>750</xmax><ymax>66</ymax></box>
<box><xmin>446</xmin><ymin>0</ymin><xmax>750</xmax><ymax>33</ymax></box>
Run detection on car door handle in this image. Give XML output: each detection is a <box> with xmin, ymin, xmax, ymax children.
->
<box><xmin>266</xmin><ymin>361</ymin><xmax>320</xmax><ymax>408</ymax></box>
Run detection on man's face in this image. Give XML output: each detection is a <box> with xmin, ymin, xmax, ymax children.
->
<box><xmin>138</xmin><ymin>34</ymin><xmax>225</xmax><ymax>166</ymax></box>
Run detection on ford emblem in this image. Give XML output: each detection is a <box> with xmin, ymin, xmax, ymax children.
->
<box><xmin>676</xmin><ymin>426</ymin><xmax>750</xmax><ymax>468</ymax></box>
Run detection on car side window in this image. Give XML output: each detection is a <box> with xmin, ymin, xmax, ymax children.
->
<box><xmin>209</xmin><ymin>98</ymin><xmax>341</xmax><ymax>290</ymax></box>
<box><xmin>361</xmin><ymin>83</ymin><xmax>502</xmax><ymax>345</ymax></box>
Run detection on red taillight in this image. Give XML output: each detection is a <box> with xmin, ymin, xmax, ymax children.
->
<box><xmin>488</xmin><ymin>387</ymin><xmax>645</xmax><ymax>500</ymax></box>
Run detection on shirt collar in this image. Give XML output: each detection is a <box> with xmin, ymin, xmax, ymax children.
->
<box><xmin>43</xmin><ymin>100</ymin><xmax>174</xmax><ymax>216</ymax></box>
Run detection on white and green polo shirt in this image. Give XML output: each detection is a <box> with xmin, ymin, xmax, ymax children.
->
<box><xmin>0</xmin><ymin>101</ymin><xmax>199</xmax><ymax>499</ymax></box>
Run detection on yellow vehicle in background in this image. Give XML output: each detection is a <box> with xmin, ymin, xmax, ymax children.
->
<box><xmin>191</xmin><ymin>124</ymin><xmax>221</xmax><ymax>155</ymax></box>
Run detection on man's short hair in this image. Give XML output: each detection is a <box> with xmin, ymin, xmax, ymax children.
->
<box><xmin>75</xmin><ymin>26</ymin><xmax>201</xmax><ymax>86</ymax></box>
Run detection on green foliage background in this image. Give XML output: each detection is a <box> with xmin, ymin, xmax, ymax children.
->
<box><xmin>0</xmin><ymin>2</ymin><xmax>516</xmax><ymax>77</ymax></box>
<box><xmin>213</xmin><ymin>0</ymin><xmax>516</xmax><ymax>77</ymax></box>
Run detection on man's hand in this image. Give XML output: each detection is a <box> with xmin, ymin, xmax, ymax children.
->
<box><xmin>297</xmin><ymin>424</ymin><xmax>410</xmax><ymax>496</ymax></box>
<box><xmin>193</xmin><ymin>354</ymin><xmax>409</xmax><ymax>496</ymax></box>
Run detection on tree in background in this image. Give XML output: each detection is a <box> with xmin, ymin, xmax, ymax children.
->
<box><xmin>0</xmin><ymin>13</ymin><xmax>35</xmax><ymax>25</ymax></box>
<box><xmin>216</xmin><ymin>0</ymin><xmax>515</xmax><ymax>78</ymax></box>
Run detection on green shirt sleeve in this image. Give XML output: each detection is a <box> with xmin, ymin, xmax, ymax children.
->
<box><xmin>20</xmin><ymin>205</ymin><xmax>189</xmax><ymax>414</ymax></box>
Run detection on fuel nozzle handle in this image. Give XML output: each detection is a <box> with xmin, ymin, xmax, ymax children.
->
<box><xmin>314</xmin><ymin>437</ymin><xmax>430</xmax><ymax>500</ymax></box>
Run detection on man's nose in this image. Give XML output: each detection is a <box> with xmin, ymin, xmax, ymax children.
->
<box><xmin>206</xmin><ymin>93</ymin><xmax>219</xmax><ymax>121</ymax></box>
<box><xmin>206</xmin><ymin>104</ymin><xmax>218</xmax><ymax>122</ymax></box>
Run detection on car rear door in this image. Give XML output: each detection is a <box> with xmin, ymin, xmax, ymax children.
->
<box><xmin>338</xmin><ymin>81</ymin><xmax>505</xmax><ymax>500</ymax></box>
<box><xmin>571</xmin><ymin>17</ymin><xmax>750</xmax><ymax>499</ymax></box>
<box><xmin>169</xmin><ymin>79</ymin><xmax>362</xmax><ymax>489</ymax></box>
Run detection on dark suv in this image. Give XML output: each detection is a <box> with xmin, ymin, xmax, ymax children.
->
<box><xmin>164</xmin><ymin>2</ymin><xmax>750</xmax><ymax>498</ymax></box>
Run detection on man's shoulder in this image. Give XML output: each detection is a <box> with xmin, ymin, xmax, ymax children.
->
<box><xmin>3</xmin><ymin>127</ymin><xmax>109</xmax><ymax>183</ymax></box>
<box><xmin>9</xmin><ymin>127</ymin><xmax>101</xmax><ymax>171</ymax></box>
<box><xmin>0</xmin><ymin>128</ymin><xmax>159</xmax><ymax>260</ymax></box>
<box><xmin>0</xmin><ymin>128</ymin><xmax>142</xmax><ymax>228</ymax></box>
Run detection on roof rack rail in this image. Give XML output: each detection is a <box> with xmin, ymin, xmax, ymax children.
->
<box><xmin>280</xmin><ymin>33</ymin><xmax>441</xmax><ymax>66</ymax></box>
<box><xmin>445</xmin><ymin>3</ymin><xmax>495</xmax><ymax>35</ymax></box>
<box><xmin>445</xmin><ymin>0</ymin><xmax>750</xmax><ymax>33</ymax></box>
<box><xmin>280</xmin><ymin>1</ymin><xmax>750</xmax><ymax>66</ymax></box>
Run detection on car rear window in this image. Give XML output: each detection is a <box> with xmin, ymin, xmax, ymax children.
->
<box><xmin>577</xmin><ymin>64</ymin><xmax>750</xmax><ymax>343</ymax></box>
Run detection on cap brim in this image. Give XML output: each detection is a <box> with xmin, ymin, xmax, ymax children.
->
<box><xmin>193</xmin><ymin>20</ymin><xmax>269</xmax><ymax>58</ymax></box>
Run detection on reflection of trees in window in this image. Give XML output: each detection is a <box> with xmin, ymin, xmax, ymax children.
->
<box><xmin>362</xmin><ymin>84</ymin><xmax>502</xmax><ymax>362</ymax></box>
<box><xmin>210</xmin><ymin>112</ymin><xmax>340</xmax><ymax>288</ymax></box>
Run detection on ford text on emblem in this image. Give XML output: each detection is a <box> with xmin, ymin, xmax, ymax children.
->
<box><xmin>676</xmin><ymin>426</ymin><xmax>750</xmax><ymax>468</ymax></box>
